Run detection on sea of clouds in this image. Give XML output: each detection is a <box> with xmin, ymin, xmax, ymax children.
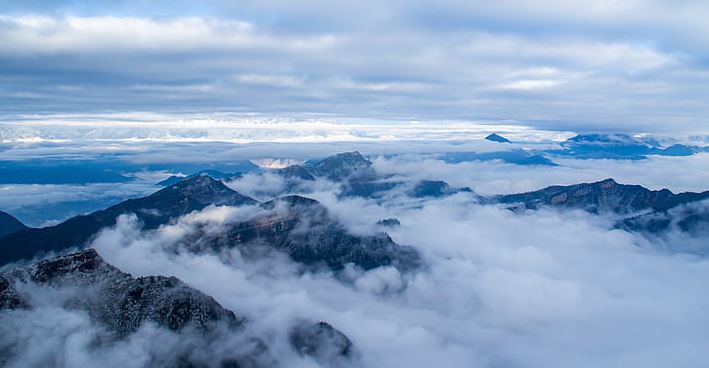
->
<box><xmin>3</xmin><ymin>150</ymin><xmax>708</xmax><ymax>367</ymax></box>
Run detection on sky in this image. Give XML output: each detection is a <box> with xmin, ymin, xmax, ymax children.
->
<box><xmin>1</xmin><ymin>0</ymin><xmax>708</xmax><ymax>133</ymax></box>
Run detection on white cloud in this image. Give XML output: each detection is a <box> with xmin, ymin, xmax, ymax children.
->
<box><xmin>1</xmin><ymin>4</ymin><xmax>706</xmax><ymax>132</ymax></box>
<box><xmin>81</xmin><ymin>171</ymin><xmax>709</xmax><ymax>368</ymax></box>
<box><xmin>499</xmin><ymin>79</ymin><xmax>563</xmax><ymax>91</ymax></box>
<box><xmin>0</xmin><ymin>15</ymin><xmax>336</xmax><ymax>55</ymax></box>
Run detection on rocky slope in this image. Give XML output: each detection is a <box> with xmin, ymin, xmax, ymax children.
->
<box><xmin>0</xmin><ymin>249</ymin><xmax>355</xmax><ymax>367</ymax></box>
<box><xmin>306</xmin><ymin>151</ymin><xmax>375</xmax><ymax>181</ymax></box>
<box><xmin>0</xmin><ymin>249</ymin><xmax>269</xmax><ymax>367</ymax></box>
<box><xmin>183</xmin><ymin>195</ymin><xmax>421</xmax><ymax>272</ymax></box>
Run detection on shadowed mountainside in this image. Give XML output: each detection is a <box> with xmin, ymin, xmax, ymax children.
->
<box><xmin>0</xmin><ymin>176</ymin><xmax>256</xmax><ymax>266</ymax></box>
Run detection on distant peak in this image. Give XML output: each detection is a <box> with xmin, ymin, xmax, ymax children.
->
<box><xmin>596</xmin><ymin>178</ymin><xmax>617</xmax><ymax>189</ymax></box>
<box><xmin>30</xmin><ymin>248</ymin><xmax>115</xmax><ymax>282</ymax></box>
<box><xmin>485</xmin><ymin>133</ymin><xmax>511</xmax><ymax>143</ymax></box>
<box><xmin>168</xmin><ymin>175</ymin><xmax>227</xmax><ymax>191</ymax></box>
<box><xmin>324</xmin><ymin>151</ymin><xmax>369</xmax><ymax>163</ymax></box>
<box><xmin>309</xmin><ymin>151</ymin><xmax>373</xmax><ymax>181</ymax></box>
<box><xmin>567</xmin><ymin>133</ymin><xmax>638</xmax><ymax>144</ymax></box>
<box><xmin>321</xmin><ymin>151</ymin><xmax>368</xmax><ymax>162</ymax></box>
<box><xmin>340</xmin><ymin>151</ymin><xmax>362</xmax><ymax>157</ymax></box>
<box><xmin>179</xmin><ymin>174</ymin><xmax>219</xmax><ymax>184</ymax></box>
<box><xmin>262</xmin><ymin>195</ymin><xmax>322</xmax><ymax>210</ymax></box>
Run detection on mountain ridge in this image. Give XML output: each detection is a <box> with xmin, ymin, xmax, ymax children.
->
<box><xmin>0</xmin><ymin>211</ymin><xmax>26</xmax><ymax>238</ymax></box>
<box><xmin>493</xmin><ymin>178</ymin><xmax>709</xmax><ymax>215</ymax></box>
<box><xmin>0</xmin><ymin>176</ymin><xmax>257</xmax><ymax>266</ymax></box>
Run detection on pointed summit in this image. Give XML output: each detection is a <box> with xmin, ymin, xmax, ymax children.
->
<box><xmin>309</xmin><ymin>151</ymin><xmax>374</xmax><ymax>181</ymax></box>
<box><xmin>485</xmin><ymin>133</ymin><xmax>511</xmax><ymax>143</ymax></box>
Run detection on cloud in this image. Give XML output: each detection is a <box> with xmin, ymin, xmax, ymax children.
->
<box><xmin>0</xmin><ymin>1</ymin><xmax>708</xmax><ymax>132</ymax></box>
<box><xmin>60</xmin><ymin>155</ymin><xmax>705</xmax><ymax>367</ymax></box>
<box><xmin>371</xmin><ymin>152</ymin><xmax>709</xmax><ymax>194</ymax></box>
<box><xmin>0</xmin><ymin>15</ymin><xmax>334</xmax><ymax>55</ymax></box>
<box><xmin>0</xmin><ymin>114</ymin><xmax>564</xmax><ymax>144</ymax></box>
<box><xmin>2</xmin><ymin>148</ymin><xmax>708</xmax><ymax>366</ymax></box>
<box><xmin>0</xmin><ymin>181</ymin><xmax>159</xmax><ymax>226</ymax></box>
<box><xmin>498</xmin><ymin>79</ymin><xmax>563</xmax><ymax>91</ymax></box>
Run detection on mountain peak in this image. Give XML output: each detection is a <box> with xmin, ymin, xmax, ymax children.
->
<box><xmin>274</xmin><ymin>164</ymin><xmax>316</xmax><ymax>181</ymax></box>
<box><xmin>171</xmin><ymin>173</ymin><xmax>221</xmax><ymax>188</ymax></box>
<box><xmin>261</xmin><ymin>195</ymin><xmax>323</xmax><ymax>211</ymax></box>
<box><xmin>0</xmin><ymin>175</ymin><xmax>258</xmax><ymax>266</ymax></box>
<box><xmin>596</xmin><ymin>178</ymin><xmax>617</xmax><ymax>188</ymax></box>
<box><xmin>310</xmin><ymin>151</ymin><xmax>374</xmax><ymax>181</ymax></box>
<box><xmin>29</xmin><ymin>248</ymin><xmax>120</xmax><ymax>283</ymax></box>
<box><xmin>316</xmin><ymin>151</ymin><xmax>370</xmax><ymax>167</ymax></box>
<box><xmin>485</xmin><ymin>133</ymin><xmax>511</xmax><ymax>143</ymax></box>
<box><xmin>154</xmin><ymin>174</ymin><xmax>256</xmax><ymax>207</ymax></box>
<box><xmin>566</xmin><ymin>133</ymin><xmax>640</xmax><ymax>144</ymax></box>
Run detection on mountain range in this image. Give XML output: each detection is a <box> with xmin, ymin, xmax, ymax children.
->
<box><xmin>0</xmin><ymin>165</ymin><xmax>420</xmax><ymax>271</ymax></box>
<box><xmin>493</xmin><ymin>178</ymin><xmax>709</xmax><ymax>215</ymax></box>
<box><xmin>3</xmin><ymin>151</ymin><xmax>708</xmax><ymax>268</ymax></box>
<box><xmin>492</xmin><ymin>178</ymin><xmax>709</xmax><ymax>238</ymax></box>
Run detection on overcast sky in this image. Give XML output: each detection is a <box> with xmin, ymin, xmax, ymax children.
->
<box><xmin>1</xmin><ymin>0</ymin><xmax>708</xmax><ymax>133</ymax></box>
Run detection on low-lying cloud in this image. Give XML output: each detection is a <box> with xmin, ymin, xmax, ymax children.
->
<box><xmin>2</xmin><ymin>148</ymin><xmax>709</xmax><ymax>367</ymax></box>
<box><xmin>74</xmin><ymin>166</ymin><xmax>708</xmax><ymax>367</ymax></box>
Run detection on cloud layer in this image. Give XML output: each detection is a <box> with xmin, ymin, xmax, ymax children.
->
<box><xmin>81</xmin><ymin>168</ymin><xmax>709</xmax><ymax>367</ymax></box>
<box><xmin>1</xmin><ymin>1</ymin><xmax>708</xmax><ymax>132</ymax></box>
<box><xmin>2</xmin><ymin>145</ymin><xmax>709</xmax><ymax>367</ymax></box>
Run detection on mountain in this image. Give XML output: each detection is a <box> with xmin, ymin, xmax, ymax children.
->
<box><xmin>485</xmin><ymin>133</ymin><xmax>511</xmax><ymax>143</ymax></box>
<box><xmin>1</xmin><ymin>249</ymin><xmax>243</xmax><ymax>333</ymax></box>
<box><xmin>552</xmin><ymin>133</ymin><xmax>699</xmax><ymax>160</ymax></box>
<box><xmin>273</xmin><ymin>164</ymin><xmax>316</xmax><ymax>181</ymax></box>
<box><xmin>340</xmin><ymin>179</ymin><xmax>402</xmax><ymax>198</ymax></box>
<box><xmin>289</xmin><ymin>321</ymin><xmax>354</xmax><ymax>365</ymax></box>
<box><xmin>566</xmin><ymin>133</ymin><xmax>641</xmax><ymax>145</ymax></box>
<box><xmin>1</xmin><ymin>249</ymin><xmax>353</xmax><ymax>366</ymax></box>
<box><xmin>377</xmin><ymin>218</ymin><xmax>401</xmax><ymax>227</ymax></box>
<box><xmin>410</xmin><ymin>180</ymin><xmax>473</xmax><ymax>198</ymax></box>
<box><xmin>0</xmin><ymin>176</ymin><xmax>257</xmax><ymax>266</ymax></box>
<box><xmin>271</xmin><ymin>164</ymin><xmax>317</xmax><ymax>193</ymax></box>
<box><xmin>307</xmin><ymin>151</ymin><xmax>375</xmax><ymax>181</ymax></box>
<box><xmin>340</xmin><ymin>178</ymin><xmax>472</xmax><ymax>199</ymax></box>
<box><xmin>157</xmin><ymin>169</ymin><xmax>242</xmax><ymax>186</ymax></box>
<box><xmin>618</xmin><ymin>201</ymin><xmax>709</xmax><ymax>235</ymax></box>
<box><xmin>182</xmin><ymin>195</ymin><xmax>421</xmax><ymax>272</ymax></box>
<box><xmin>0</xmin><ymin>211</ymin><xmax>26</xmax><ymax>237</ymax></box>
<box><xmin>441</xmin><ymin>150</ymin><xmax>557</xmax><ymax>166</ymax></box>
<box><xmin>0</xmin><ymin>249</ymin><xmax>270</xmax><ymax>367</ymax></box>
<box><xmin>493</xmin><ymin>178</ymin><xmax>709</xmax><ymax>215</ymax></box>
